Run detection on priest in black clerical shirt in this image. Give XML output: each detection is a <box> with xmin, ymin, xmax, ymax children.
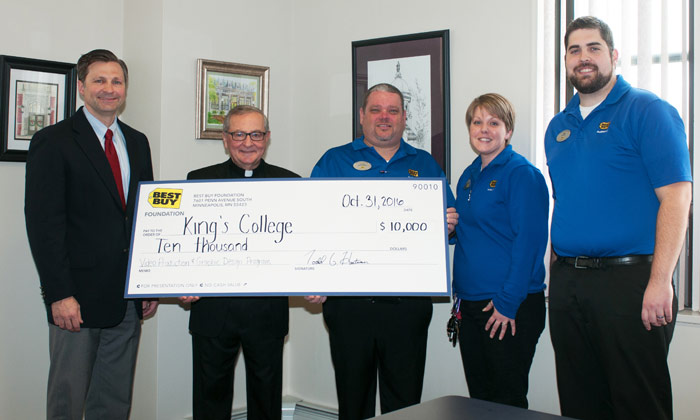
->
<box><xmin>181</xmin><ymin>105</ymin><xmax>299</xmax><ymax>420</ymax></box>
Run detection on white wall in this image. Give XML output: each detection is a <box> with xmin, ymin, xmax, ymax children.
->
<box><xmin>0</xmin><ymin>1</ymin><xmax>125</xmax><ymax>419</ymax></box>
<box><xmin>2</xmin><ymin>1</ymin><xmax>700</xmax><ymax>419</ymax></box>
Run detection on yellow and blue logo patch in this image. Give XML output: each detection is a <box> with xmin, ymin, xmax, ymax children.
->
<box><xmin>148</xmin><ymin>188</ymin><xmax>183</xmax><ymax>208</ymax></box>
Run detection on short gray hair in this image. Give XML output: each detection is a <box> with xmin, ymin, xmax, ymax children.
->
<box><xmin>222</xmin><ymin>105</ymin><xmax>269</xmax><ymax>132</ymax></box>
<box><xmin>362</xmin><ymin>83</ymin><xmax>405</xmax><ymax>111</ymax></box>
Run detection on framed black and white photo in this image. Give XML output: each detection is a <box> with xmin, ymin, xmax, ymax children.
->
<box><xmin>352</xmin><ymin>30</ymin><xmax>450</xmax><ymax>178</ymax></box>
<box><xmin>0</xmin><ymin>55</ymin><xmax>77</xmax><ymax>162</ymax></box>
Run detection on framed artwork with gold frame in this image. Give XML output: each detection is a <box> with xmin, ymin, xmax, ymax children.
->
<box><xmin>195</xmin><ymin>59</ymin><xmax>269</xmax><ymax>140</ymax></box>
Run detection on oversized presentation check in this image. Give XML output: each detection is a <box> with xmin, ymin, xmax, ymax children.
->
<box><xmin>125</xmin><ymin>178</ymin><xmax>451</xmax><ymax>297</ymax></box>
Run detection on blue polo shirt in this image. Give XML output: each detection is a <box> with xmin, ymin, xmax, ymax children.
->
<box><xmin>545</xmin><ymin>76</ymin><xmax>691</xmax><ymax>257</ymax></box>
<box><xmin>452</xmin><ymin>145</ymin><xmax>548</xmax><ymax>319</ymax></box>
<box><xmin>311</xmin><ymin>137</ymin><xmax>455</xmax><ymax>206</ymax></box>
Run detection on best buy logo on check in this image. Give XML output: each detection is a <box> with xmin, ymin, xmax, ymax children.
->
<box><xmin>148</xmin><ymin>188</ymin><xmax>183</xmax><ymax>208</ymax></box>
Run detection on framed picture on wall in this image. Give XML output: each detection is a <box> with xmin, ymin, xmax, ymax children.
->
<box><xmin>0</xmin><ymin>55</ymin><xmax>77</xmax><ymax>162</ymax></box>
<box><xmin>352</xmin><ymin>30</ymin><xmax>450</xmax><ymax>179</ymax></box>
<box><xmin>195</xmin><ymin>59</ymin><xmax>270</xmax><ymax>140</ymax></box>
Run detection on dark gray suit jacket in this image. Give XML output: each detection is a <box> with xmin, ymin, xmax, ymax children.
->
<box><xmin>25</xmin><ymin>107</ymin><xmax>153</xmax><ymax>328</ymax></box>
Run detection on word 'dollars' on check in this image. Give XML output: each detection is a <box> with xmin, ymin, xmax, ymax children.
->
<box><xmin>125</xmin><ymin>178</ymin><xmax>451</xmax><ymax>297</ymax></box>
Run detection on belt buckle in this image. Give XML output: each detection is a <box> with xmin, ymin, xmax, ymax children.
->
<box><xmin>574</xmin><ymin>256</ymin><xmax>587</xmax><ymax>269</ymax></box>
<box><xmin>574</xmin><ymin>256</ymin><xmax>602</xmax><ymax>269</ymax></box>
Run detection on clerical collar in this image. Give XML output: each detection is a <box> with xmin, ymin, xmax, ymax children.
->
<box><xmin>228</xmin><ymin>159</ymin><xmax>265</xmax><ymax>178</ymax></box>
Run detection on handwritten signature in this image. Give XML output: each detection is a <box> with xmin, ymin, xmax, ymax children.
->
<box><xmin>305</xmin><ymin>250</ymin><xmax>369</xmax><ymax>266</ymax></box>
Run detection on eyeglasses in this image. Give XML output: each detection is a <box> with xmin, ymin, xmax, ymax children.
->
<box><xmin>225</xmin><ymin>130</ymin><xmax>267</xmax><ymax>142</ymax></box>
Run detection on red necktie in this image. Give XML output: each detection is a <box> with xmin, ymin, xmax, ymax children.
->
<box><xmin>104</xmin><ymin>129</ymin><xmax>126</xmax><ymax>209</ymax></box>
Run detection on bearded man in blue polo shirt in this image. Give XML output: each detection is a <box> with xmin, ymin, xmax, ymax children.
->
<box><xmin>545</xmin><ymin>16</ymin><xmax>692</xmax><ymax>420</ymax></box>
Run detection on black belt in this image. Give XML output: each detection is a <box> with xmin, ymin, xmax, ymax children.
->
<box><xmin>559</xmin><ymin>255</ymin><xmax>653</xmax><ymax>269</ymax></box>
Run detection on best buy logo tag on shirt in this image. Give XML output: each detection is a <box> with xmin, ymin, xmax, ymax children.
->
<box><xmin>149</xmin><ymin>188</ymin><xmax>183</xmax><ymax>208</ymax></box>
<box><xmin>597</xmin><ymin>121</ymin><xmax>611</xmax><ymax>134</ymax></box>
<box><xmin>408</xmin><ymin>169</ymin><xmax>419</xmax><ymax>177</ymax></box>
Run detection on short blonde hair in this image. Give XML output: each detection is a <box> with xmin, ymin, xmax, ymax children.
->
<box><xmin>465</xmin><ymin>93</ymin><xmax>515</xmax><ymax>142</ymax></box>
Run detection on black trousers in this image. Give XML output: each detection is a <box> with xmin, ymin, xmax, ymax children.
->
<box><xmin>322</xmin><ymin>297</ymin><xmax>433</xmax><ymax>420</ymax></box>
<box><xmin>457</xmin><ymin>291</ymin><xmax>545</xmax><ymax>409</ymax></box>
<box><xmin>192</xmin><ymin>311</ymin><xmax>284</xmax><ymax>420</ymax></box>
<box><xmin>549</xmin><ymin>259</ymin><xmax>676</xmax><ymax>420</ymax></box>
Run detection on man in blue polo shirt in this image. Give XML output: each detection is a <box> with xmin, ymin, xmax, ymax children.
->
<box><xmin>545</xmin><ymin>16</ymin><xmax>692</xmax><ymax>420</ymax></box>
<box><xmin>309</xmin><ymin>83</ymin><xmax>457</xmax><ymax>419</ymax></box>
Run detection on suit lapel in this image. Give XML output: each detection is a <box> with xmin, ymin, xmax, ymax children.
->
<box><xmin>72</xmin><ymin>108</ymin><xmax>125</xmax><ymax>212</ymax></box>
<box><xmin>121</xmin><ymin>121</ymin><xmax>140</xmax><ymax>212</ymax></box>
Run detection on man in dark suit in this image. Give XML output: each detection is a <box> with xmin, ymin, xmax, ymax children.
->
<box><xmin>25</xmin><ymin>49</ymin><xmax>157</xmax><ymax>420</ymax></box>
<box><xmin>180</xmin><ymin>105</ymin><xmax>298</xmax><ymax>420</ymax></box>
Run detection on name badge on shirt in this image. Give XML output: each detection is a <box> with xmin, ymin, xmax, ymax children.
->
<box><xmin>353</xmin><ymin>161</ymin><xmax>371</xmax><ymax>171</ymax></box>
<box><xmin>556</xmin><ymin>129</ymin><xmax>571</xmax><ymax>142</ymax></box>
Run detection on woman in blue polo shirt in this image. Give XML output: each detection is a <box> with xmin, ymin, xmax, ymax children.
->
<box><xmin>451</xmin><ymin>93</ymin><xmax>548</xmax><ymax>408</ymax></box>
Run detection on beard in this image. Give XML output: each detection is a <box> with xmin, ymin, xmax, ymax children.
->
<box><xmin>568</xmin><ymin>64</ymin><xmax>614</xmax><ymax>94</ymax></box>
